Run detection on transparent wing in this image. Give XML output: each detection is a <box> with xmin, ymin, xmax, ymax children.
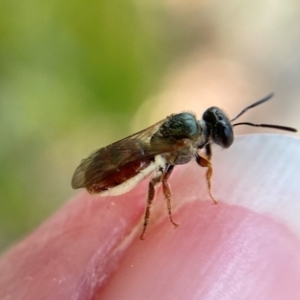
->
<box><xmin>71</xmin><ymin>118</ymin><xmax>179</xmax><ymax>189</ymax></box>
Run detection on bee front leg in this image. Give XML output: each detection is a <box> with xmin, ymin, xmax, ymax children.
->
<box><xmin>196</xmin><ymin>144</ymin><xmax>218</xmax><ymax>205</ymax></box>
<box><xmin>162</xmin><ymin>165</ymin><xmax>178</xmax><ymax>228</ymax></box>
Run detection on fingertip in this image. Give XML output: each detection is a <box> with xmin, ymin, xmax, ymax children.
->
<box><xmin>0</xmin><ymin>187</ymin><xmax>147</xmax><ymax>300</ymax></box>
<box><xmin>98</xmin><ymin>201</ymin><xmax>300</xmax><ymax>300</ymax></box>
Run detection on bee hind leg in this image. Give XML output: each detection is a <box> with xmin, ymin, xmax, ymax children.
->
<box><xmin>140</xmin><ymin>174</ymin><xmax>162</xmax><ymax>240</ymax></box>
<box><xmin>162</xmin><ymin>164</ymin><xmax>178</xmax><ymax>228</ymax></box>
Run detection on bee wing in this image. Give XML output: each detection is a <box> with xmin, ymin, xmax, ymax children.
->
<box><xmin>71</xmin><ymin>118</ymin><xmax>178</xmax><ymax>189</ymax></box>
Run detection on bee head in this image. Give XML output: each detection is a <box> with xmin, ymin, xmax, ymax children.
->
<box><xmin>202</xmin><ymin>107</ymin><xmax>234</xmax><ymax>148</ymax></box>
<box><xmin>201</xmin><ymin>93</ymin><xmax>297</xmax><ymax>149</ymax></box>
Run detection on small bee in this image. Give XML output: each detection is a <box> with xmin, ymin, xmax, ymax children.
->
<box><xmin>71</xmin><ymin>93</ymin><xmax>297</xmax><ymax>239</ymax></box>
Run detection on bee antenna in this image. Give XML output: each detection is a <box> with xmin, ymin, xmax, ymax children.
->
<box><xmin>232</xmin><ymin>122</ymin><xmax>297</xmax><ymax>132</ymax></box>
<box><xmin>231</xmin><ymin>92</ymin><xmax>274</xmax><ymax>122</ymax></box>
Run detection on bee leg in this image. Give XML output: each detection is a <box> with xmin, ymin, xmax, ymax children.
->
<box><xmin>196</xmin><ymin>144</ymin><xmax>217</xmax><ymax>205</ymax></box>
<box><xmin>140</xmin><ymin>174</ymin><xmax>162</xmax><ymax>240</ymax></box>
<box><xmin>162</xmin><ymin>165</ymin><xmax>178</xmax><ymax>228</ymax></box>
<box><xmin>204</xmin><ymin>143</ymin><xmax>212</xmax><ymax>160</ymax></box>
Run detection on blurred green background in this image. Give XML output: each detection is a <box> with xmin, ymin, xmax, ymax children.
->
<box><xmin>1</xmin><ymin>0</ymin><xmax>300</xmax><ymax>253</ymax></box>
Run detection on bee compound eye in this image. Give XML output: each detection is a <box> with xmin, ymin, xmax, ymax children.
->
<box><xmin>219</xmin><ymin>124</ymin><xmax>233</xmax><ymax>148</ymax></box>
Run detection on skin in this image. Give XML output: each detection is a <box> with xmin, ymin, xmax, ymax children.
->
<box><xmin>0</xmin><ymin>134</ymin><xmax>300</xmax><ymax>300</ymax></box>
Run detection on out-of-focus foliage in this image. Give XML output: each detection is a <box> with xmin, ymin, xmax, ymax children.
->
<box><xmin>0</xmin><ymin>0</ymin><xmax>182</xmax><ymax>252</ymax></box>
